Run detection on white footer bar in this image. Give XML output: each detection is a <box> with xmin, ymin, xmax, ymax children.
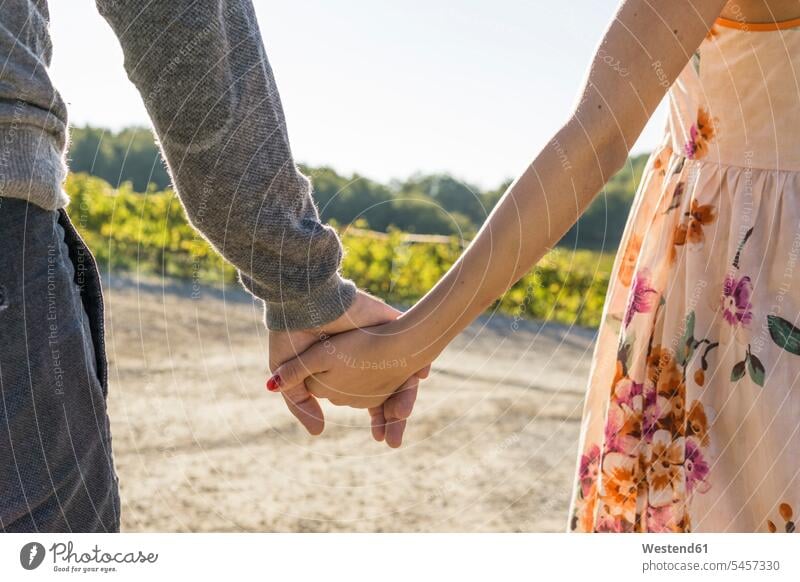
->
<box><xmin>2</xmin><ymin>533</ymin><xmax>798</xmax><ymax>581</ymax></box>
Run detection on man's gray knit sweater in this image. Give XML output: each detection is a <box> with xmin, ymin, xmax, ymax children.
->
<box><xmin>0</xmin><ymin>0</ymin><xmax>356</xmax><ymax>330</ymax></box>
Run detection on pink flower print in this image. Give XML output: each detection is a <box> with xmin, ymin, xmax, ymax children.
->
<box><xmin>643</xmin><ymin>389</ymin><xmax>670</xmax><ymax>440</ymax></box>
<box><xmin>646</xmin><ymin>431</ymin><xmax>686</xmax><ymax>508</ymax></box>
<box><xmin>613</xmin><ymin>377</ymin><xmax>643</xmax><ymax>408</ymax></box>
<box><xmin>684</xmin><ymin>108</ymin><xmax>716</xmax><ymax>160</ymax></box>
<box><xmin>604</xmin><ymin>404</ymin><xmax>640</xmax><ymax>455</ymax></box>
<box><xmin>625</xmin><ymin>269</ymin><xmax>658</xmax><ymax>327</ymax></box>
<box><xmin>596</xmin><ymin>511</ymin><xmax>626</xmax><ymax>533</ymax></box>
<box><xmin>721</xmin><ymin>274</ymin><xmax>753</xmax><ymax>326</ymax></box>
<box><xmin>685</xmin><ymin>437</ymin><xmax>711</xmax><ymax>496</ymax></box>
<box><xmin>578</xmin><ymin>444</ymin><xmax>601</xmax><ymax>498</ymax></box>
<box><xmin>647</xmin><ymin>504</ymin><xmax>678</xmax><ymax>533</ymax></box>
<box><xmin>684</xmin><ymin>125</ymin><xmax>700</xmax><ymax>158</ymax></box>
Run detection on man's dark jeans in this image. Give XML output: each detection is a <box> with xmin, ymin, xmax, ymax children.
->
<box><xmin>0</xmin><ymin>198</ymin><xmax>119</xmax><ymax>532</ymax></box>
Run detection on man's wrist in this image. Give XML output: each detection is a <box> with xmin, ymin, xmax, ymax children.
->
<box><xmin>264</xmin><ymin>276</ymin><xmax>357</xmax><ymax>331</ymax></box>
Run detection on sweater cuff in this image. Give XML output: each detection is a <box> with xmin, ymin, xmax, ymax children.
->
<box><xmin>0</xmin><ymin>127</ymin><xmax>69</xmax><ymax>211</ymax></box>
<box><xmin>261</xmin><ymin>275</ymin><xmax>357</xmax><ymax>331</ymax></box>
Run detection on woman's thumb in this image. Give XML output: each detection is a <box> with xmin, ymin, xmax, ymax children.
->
<box><xmin>268</xmin><ymin>347</ymin><xmax>325</xmax><ymax>391</ymax></box>
<box><xmin>267</xmin><ymin>347</ymin><xmax>327</xmax><ymax>436</ymax></box>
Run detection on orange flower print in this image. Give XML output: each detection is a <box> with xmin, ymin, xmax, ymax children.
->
<box><xmin>618</xmin><ymin>234</ymin><xmax>643</xmax><ymax>287</ymax></box>
<box><xmin>574</xmin><ymin>485</ymin><xmax>597</xmax><ymax>532</ymax></box>
<box><xmin>646</xmin><ymin>431</ymin><xmax>686</xmax><ymax>507</ymax></box>
<box><xmin>666</xmin><ymin>382</ymin><xmax>686</xmax><ymax>419</ymax></box>
<box><xmin>613</xmin><ymin>358</ymin><xmax>624</xmax><ymax>385</ymax></box>
<box><xmin>572</xmin><ymin>305</ymin><xmax>717</xmax><ymax>532</ymax></box>
<box><xmin>599</xmin><ymin>452</ymin><xmax>638</xmax><ymax>525</ymax></box>
<box><xmin>646</xmin><ymin>345</ymin><xmax>681</xmax><ymax>390</ymax></box>
<box><xmin>767</xmin><ymin>503</ymin><xmax>796</xmax><ymax>533</ymax></box>
<box><xmin>674</xmin><ymin>199</ymin><xmax>716</xmax><ymax>252</ymax></box>
<box><xmin>605</xmin><ymin>402</ymin><xmax>641</xmax><ymax>456</ymax></box>
<box><xmin>653</xmin><ymin>157</ymin><xmax>663</xmax><ymax>172</ymax></box>
<box><xmin>685</xmin><ymin>108</ymin><xmax>717</xmax><ymax>160</ymax></box>
<box><xmin>687</xmin><ymin>401</ymin><xmax>710</xmax><ymax>446</ymax></box>
<box><xmin>687</xmin><ymin>199</ymin><xmax>716</xmax><ymax>242</ymax></box>
<box><xmin>674</xmin><ymin>224</ymin><xmax>688</xmax><ymax>246</ymax></box>
<box><xmin>668</xmin><ymin>227</ymin><xmax>682</xmax><ymax>264</ymax></box>
<box><xmin>572</xmin><ymin>444</ymin><xmax>601</xmax><ymax>531</ymax></box>
<box><xmin>652</xmin><ymin>146</ymin><xmax>673</xmax><ymax>177</ymax></box>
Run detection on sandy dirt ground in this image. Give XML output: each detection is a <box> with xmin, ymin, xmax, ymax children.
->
<box><xmin>102</xmin><ymin>274</ymin><xmax>597</xmax><ymax>532</ymax></box>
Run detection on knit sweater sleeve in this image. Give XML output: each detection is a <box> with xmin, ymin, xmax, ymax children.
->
<box><xmin>94</xmin><ymin>0</ymin><xmax>355</xmax><ymax>330</ymax></box>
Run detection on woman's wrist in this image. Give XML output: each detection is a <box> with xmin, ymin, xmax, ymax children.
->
<box><xmin>380</xmin><ymin>307</ymin><xmax>436</xmax><ymax>368</ymax></box>
<box><xmin>391</xmin><ymin>292</ymin><xmax>463</xmax><ymax>366</ymax></box>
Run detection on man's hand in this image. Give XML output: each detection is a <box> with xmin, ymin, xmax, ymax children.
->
<box><xmin>267</xmin><ymin>290</ymin><xmax>427</xmax><ymax>446</ymax></box>
<box><xmin>270</xmin><ymin>320</ymin><xmax>435</xmax><ymax>447</ymax></box>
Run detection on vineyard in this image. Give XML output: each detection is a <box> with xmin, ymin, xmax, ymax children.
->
<box><xmin>66</xmin><ymin>173</ymin><xmax>615</xmax><ymax>327</ymax></box>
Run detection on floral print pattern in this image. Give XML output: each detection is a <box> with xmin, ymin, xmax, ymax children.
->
<box><xmin>674</xmin><ymin>199</ymin><xmax>717</xmax><ymax>248</ymax></box>
<box><xmin>721</xmin><ymin>274</ymin><xmax>753</xmax><ymax>326</ymax></box>
<box><xmin>569</xmin><ymin>22</ymin><xmax>800</xmax><ymax>533</ymax></box>
<box><xmin>618</xmin><ymin>234</ymin><xmax>642</xmax><ymax>287</ymax></box>
<box><xmin>684</xmin><ymin>108</ymin><xmax>716</xmax><ymax>160</ymax></box>
<box><xmin>624</xmin><ymin>269</ymin><xmax>657</xmax><ymax>327</ymax></box>
<box><xmin>572</xmin><ymin>300</ymin><xmax>715</xmax><ymax>532</ymax></box>
<box><xmin>767</xmin><ymin>504</ymin><xmax>797</xmax><ymax>533</ymax></box>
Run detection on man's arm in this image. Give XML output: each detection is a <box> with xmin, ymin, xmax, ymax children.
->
<box><xmin>0</xmin><ymin>1</ymin><xmax>69</xmax><ymax>210</ymax></box>
<box><xmin>94</xmin><ymin>0</ymin><xmax>427</xmax><ymax>440</ymax></box>
<box><xmin>94</xmin><ymin>0</ymin><xmax>354</xmax><ymax>330</ymax></box>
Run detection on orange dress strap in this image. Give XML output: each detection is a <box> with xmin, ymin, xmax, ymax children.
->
<box><xmin>715</xmin><ymin>15</ymin><xmax>800</xmax><ymax>32</ymax></box>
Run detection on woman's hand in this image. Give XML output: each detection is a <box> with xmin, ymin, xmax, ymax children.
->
<box><xmin>269</xmin><ymin>321</ymin><xmax>433</xmax><ymax>447</ymax></box>
<box><xmin>268</xmin><ymin>290</ymin><xmax>402</xmax><ymax>436</ymax></box>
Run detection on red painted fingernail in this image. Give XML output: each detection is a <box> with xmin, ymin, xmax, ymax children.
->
<box><xmin>266</xmin><ymin>375</ymin><xmax>282</xmax><ymax>392</ymax></box>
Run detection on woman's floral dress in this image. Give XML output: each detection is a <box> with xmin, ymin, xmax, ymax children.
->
<box><xmin>568</xmin><ymin>17</ymin><xmax>800</xmax><ymax>533</ymax></box>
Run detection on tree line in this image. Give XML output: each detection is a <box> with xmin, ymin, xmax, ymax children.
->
<box><xmin>68</xmin><ymin>125</ymin><xmax>648</xmax><ymax>249</ymax></box>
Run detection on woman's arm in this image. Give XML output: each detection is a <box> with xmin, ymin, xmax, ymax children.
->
<box><xmin>270</xmin><ymin>0</ymin><xmax>729</xmax><ymax>411</ymax></box>
<box><xmin>398</xmin><ymin>0</ymin><xmax>729</xmax><ymax>361</ymax></box>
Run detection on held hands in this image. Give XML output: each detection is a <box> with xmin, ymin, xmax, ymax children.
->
<box><xmin>267</xmin><ymin>290</ymin><xmax>430</xmax><ymax>447</ymax></box>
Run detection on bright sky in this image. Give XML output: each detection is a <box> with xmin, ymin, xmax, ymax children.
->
<box><xmin>48</xmin><ymin>0</ymin><xmax>666</xmax><ymax>189</ymax></box>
